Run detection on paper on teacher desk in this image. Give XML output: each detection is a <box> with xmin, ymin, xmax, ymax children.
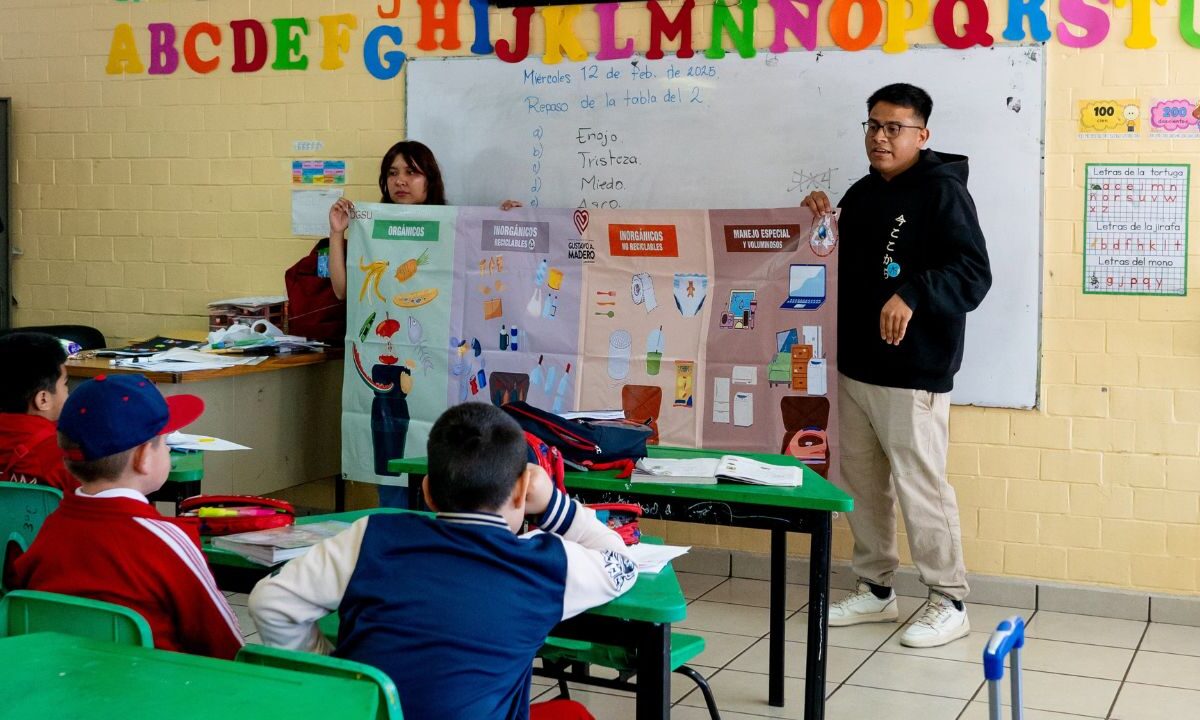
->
<box><xmin>624</xmin><ymin>543</ymin><xmax>690</xmax><ymax>574</ymax></box>
<box><xmin>165</xmin><ymin>432</ymin><xmax>251</xmax><ymax>452</ymax></box>
<box><xmin>292</xmin><ymin>189</ymin><xmax>343</xmax><ymax>236</ymax></box>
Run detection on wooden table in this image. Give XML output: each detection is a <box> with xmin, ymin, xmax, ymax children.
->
<box><xmin>391</xmin><ymin>447</ymin><xmax>855</xmax><ymax>720</ymax></box>
<box><xmin>0</xmin><ymin>632</ymin><xmax>379</xmax><ymax>720</ymax></box>
<box><xmin>67</xmin><ymin>351</ymin><xmax>343</xmax><ymax>497</ymax></box>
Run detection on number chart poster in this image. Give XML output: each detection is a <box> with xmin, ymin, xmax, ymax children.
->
<box><xmin>342</xmin><ymin>204</ymin><xmax>839</xmax><ymax>487</ymax></box>
<box><xmin>1083</xmin><ymin>164</ymin><xmax>1189</xmax><ymax>296</ymax></box>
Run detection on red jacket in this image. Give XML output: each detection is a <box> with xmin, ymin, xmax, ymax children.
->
<box><xmin>10</xmin><ymin>490</ymin><xmax>244</xmax><ymax>660</ymax></box>
<box><xmin>0</xmin><ymin>414</ymin><xmax>80</xmax><ymax>493</ymax></box>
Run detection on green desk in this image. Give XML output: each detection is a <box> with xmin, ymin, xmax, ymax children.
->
<box><xmin>0</xmin><ymin>632</ymin><xmax>378</xmax><ymax>720</ymax></box>
<box><xmin>205</xmin><ymin>510</ymin><xmax>687</xmax><ymax>720</ymax></box>
<box><xmin>390</xmin><ymin>447</ymin><xmax>855</xmax><ymax>719</ymax></box>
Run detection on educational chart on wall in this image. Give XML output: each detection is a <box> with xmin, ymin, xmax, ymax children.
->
<box><xmin>1083</xmin><ymin>164</ymin><xmax>1189</xmax><ymax>296</ymax></box>
<box><xmin>407</xmin><ymin>46</ymin><xmax>1044</xmax><ymax>409</ymax></box>
<box><xmin>1077</xmin><ymin>99</ymin><xmax>1143</xmax><ymax>139</ymax></box>
<box><xmin>341</xmin><ymin>204</ymin><xmax>838</xmax><ymax>487</ymax></box>
<box><xmin>1148</xmin><ymin>98</ymin><xmax>1200</xmax><ymax>139</ymax></box>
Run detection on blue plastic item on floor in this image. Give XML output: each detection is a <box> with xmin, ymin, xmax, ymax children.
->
<box><xmin>984</xmin><ymin>615</ymin><xmax>1027</xmax><ymax>720</ymax></box>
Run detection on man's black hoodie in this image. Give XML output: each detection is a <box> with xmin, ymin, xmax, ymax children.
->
<box><xmin>837</xmin><ymin>149</ymin><xmax>992</xmax><ymax>393</ymax></box>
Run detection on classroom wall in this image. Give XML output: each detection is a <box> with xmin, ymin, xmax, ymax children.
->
<box><xmin>2</xmin><ymin>0</ymin><xmax>1197</xmax><ymax>593</ymax></box>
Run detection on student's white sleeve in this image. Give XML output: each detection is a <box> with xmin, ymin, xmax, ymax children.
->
<box><xmin>248</xmin><ymin>517</ymin><xmax>368</xmax><ymax>654</ymax></box>
<box><xmin>529</xmin><ymin>488</ymin><xmax>639</xmax><ymax>621</ymax></box>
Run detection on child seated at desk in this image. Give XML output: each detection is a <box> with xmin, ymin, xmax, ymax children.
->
<box><xmin>0</xmin><ymin>331</ymin><xmax>79</xmax><ymax>492</ymax></box>
<box><xmin>249</xmin><ymin>402</ymin><xmax>638</xmax><ymax>720</ymax></box>
<box><xmin>7</xmin><ymin>374</ymin><xmax>244</xmax><ymax>660</ymax></box>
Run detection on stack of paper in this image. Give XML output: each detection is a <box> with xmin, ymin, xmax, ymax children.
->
<box><xmin>624</xmin><ymin>543</ymin><xmax>690</xmax><ymax>574</ymax></box>
<box><xmin>211</xmin><ymin>521</ymin><xmax>350</xmax><ymax>566</ymax></box>
<box><xmin>112</xmin><ymin>348</ymin><xmax>268</xmax><ymax>372</ymax></box>
<box><xmin>631</xmin><ymin>458</ymin><xmax>719</xmax><ymax>485</ymax></box>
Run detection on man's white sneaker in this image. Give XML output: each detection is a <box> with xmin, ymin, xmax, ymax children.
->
<box><xmin>900</xmin><ymin>595</ymin><xmax>970</xmax><ymax>648</ymax></box>
<box><xmin>829</xmin><ymin>582</ymin><xmax>899</xmax><ymax>627</ymax></box>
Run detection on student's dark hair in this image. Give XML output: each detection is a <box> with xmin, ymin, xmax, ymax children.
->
<box><xmin>426</xmin><ymin>403</ymin><xmax>527</xmax><ymax>513</ymax></box>
<box><xmin>58</xmin><ymin>433</ymin><xmax>143</xmax><ymax>484</ymax></box>
<box><xmin>378</xmin><ymin>140</ymin><xmax>447</xmax><ymax>206</ymax></box>
<box><xmin>0</xmin><ymin>332</ymin><xmax>67</xmax><ymax>413</ymax></box>
<box><xmin>867</xmin><ymin>83</ymin><xmax>934</xmax><ymax>125</ymax></box>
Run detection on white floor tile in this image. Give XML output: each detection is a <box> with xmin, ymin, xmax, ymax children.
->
<box><xmin>676</xmin><ymin>572</ymin><xmax>728</xmax><ymax>600</ymax></box>
<box><xmin>691</xmin><ymin>577</ymin><xmax>809</xmax><ymax>612</ymax></box>
<box><xmin>225</xmin><ymin>592</ymin><xmax>250</xmax><ymax>607</ymax></box>
<box><xmin>676</xmin><ymin>668</ymin><xmax>831</xmax><ymax>718</ymax></box>
<box><xmin>1005</xmin><ymin>669</ymin><xmax>1120</xmax><ymax>717</ymax></box>
<box><xmin>1126</xmin><ymin>650</ymin><xmax>1200</xmax><ymax>690</ymax></box>
<box><xmin>1025</xmin><ymin>611</ymin><xmax>1146</xmax><ymax>649</ymax></box>
<box><xmin>727</xmin><ymin>637</ymin><xmax>869</xmax><ymax>683</ymax></box>
<box><xmin>681</xmin><ymin>629</ymin><xmax>759</xmax><ymax>667</ymax></box>
<box><xmin>825</xmin><ymin>685</ymin><xmax>968</xmax><ymax>720</ymax></box>
<box><xmin>1019</xmin><ymin>638</ymin><xmax>1134</xmax><ymax>681</ymax></box>
<box><xmin>960</xmin><ymin>700</ymin><xmax>1104</xmax><ymax>719</ymax></box>
<box><xmin>234</xmin><ymin>605</ymin><xmax>257</xmax><ymax>637</ymax></box>
<box><xmin>1111</xmin><ymin>682</ymin><xmax>1200</xmax><ymax>720</ymax></box>
<box><xmin>677</xmin><ymin>600</ymin><xmax>771</xmax><ymax>637</ymax></box>
<box><xmin>845</xmin><ymin>652</ymin><xmax>984</xmax><ymax>699</ymax></box>
<box><xmin>1139</xmin><ymin>622</ymin><xmax>1200</xmax><ymax>657</ymax></box>
<box><xmin>964</xmin><ymin>604</ymin><xmax>1035</xmax><ymax>633</ymax></box>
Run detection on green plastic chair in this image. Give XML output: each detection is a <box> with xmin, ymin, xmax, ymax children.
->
<box><xmin>0</xmin><ymin>482</ymin><xmax>63</xmax><ymax>593</ymax></box>
<box><xmin>236</xmin><ymin>644</ymin><xmax>403</xmax><ymax>720</ymax></box>
<box><xmin>0</xmin><ymin>589</ymin><xmax>153</xmax><ymax>646</ymax></box>
<box><xmin>539</xmin><ymin>632</ymin><xmax>721</xmax><ymax>719</ymax></box>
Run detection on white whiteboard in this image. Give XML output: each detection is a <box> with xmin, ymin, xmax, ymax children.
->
<box><xmin>407</xmin><ymin>46</ymin><xmax>1043</xmax><ymax>408</ymax></box>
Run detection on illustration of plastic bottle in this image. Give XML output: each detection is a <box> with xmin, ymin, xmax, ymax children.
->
<box><xmin>544</xmin><ymin>364</ymin><xmax>557</xmax><ymax>394</ymax></box>
<box><xmin>531</xmin><ymin>354</ymin><xmax>544</xmax><ymax>385</ymax></box>
<box><xmin>535</xmin><ymin>258</ymin><xmax>549</xmax><ymax>286</ymax></box>
<box><xmin>552</xmin><ymin>363</ymin><xmax>571</xmax><ymax>414</ymax></box>
<box><xmin>499</xmin><ymin>324</ymin><xmax>508</xmax><ymax>351</ymax></box>
<box><xmin>510</xmin><ymin>326</ymin><xmax>519</xmax><ymax>351</ymax></box>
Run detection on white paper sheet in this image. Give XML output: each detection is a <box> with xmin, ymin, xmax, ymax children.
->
<box><xmin>291</xmin><ymin>189</ymin><xmax>343</xmax><ymax>236</ymax></box>
<box><xmin>166</xmin><ymin>432</ymin><xmax>251</xmax><ymax>452</ymax></box>
<box><xmin>624</xmin><ymin>543</ymin><xmax>690</xmax><ymax>574</ymax></box>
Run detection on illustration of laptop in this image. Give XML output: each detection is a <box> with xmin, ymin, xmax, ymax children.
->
<box><xmin>780</xmin><ymin>264</ymin><xmax>826</xmax><ymax>310</ymax></box>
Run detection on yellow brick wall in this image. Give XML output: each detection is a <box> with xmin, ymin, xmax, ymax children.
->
<box><xmin>2</xmin><ymin>0</ymin><xmax>1197</xmax><ymax>593</ymax></box>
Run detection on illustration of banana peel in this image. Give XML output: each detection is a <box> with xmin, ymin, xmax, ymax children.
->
<box><xmin>359</xmin><ymin>258</ymin><xmax>389</xmax><ymax>302</ymax></box>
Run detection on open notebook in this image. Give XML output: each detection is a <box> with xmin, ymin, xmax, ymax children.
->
<box><xmin>632</xmin><ymin>456</ymin><xmax>802</xmax><ymax>487</ymax></box>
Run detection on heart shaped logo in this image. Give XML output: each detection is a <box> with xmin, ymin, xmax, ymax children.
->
<box><xmin>573</xmin><ymin>209</ymin><xmax>589</xmax><ymax>236</ymax></box>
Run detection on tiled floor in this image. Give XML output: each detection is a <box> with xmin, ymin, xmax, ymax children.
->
<box><xmin>225</xmin><ymin>576</ymin><xmax>1200</xmax><ymax>719</ymax></box>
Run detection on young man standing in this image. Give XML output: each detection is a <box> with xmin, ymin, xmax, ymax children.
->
<box><xmin>803</xmin><ymin>83</ymin><xmax>991</xmax><ymax>648</ymax></box>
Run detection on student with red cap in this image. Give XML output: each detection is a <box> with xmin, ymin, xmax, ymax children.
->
<box><xmin>8</xmin><ymin>374</ymin><xmax>244</xmax><ymax>659</ymax></box>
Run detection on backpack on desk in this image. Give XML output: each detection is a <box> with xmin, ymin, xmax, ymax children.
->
<box><xmin>285</xmin><ymin>238</ymin><xmax>346</xmax><ymax>345</ymax></box>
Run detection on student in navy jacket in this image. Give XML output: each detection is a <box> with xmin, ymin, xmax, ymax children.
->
<box><xmin>249</xmin><ymin>402</ymin><xmax>639</xmax><ymax>720</ymax></box>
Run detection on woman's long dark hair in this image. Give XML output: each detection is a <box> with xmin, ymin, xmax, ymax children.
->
<box><xmin>378</xmin><ymin>140</ymin><xmax>446</xmax><ymax>205</ymax></box>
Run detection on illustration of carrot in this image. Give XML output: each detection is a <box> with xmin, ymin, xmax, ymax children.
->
<box><xmin>395</xmin><ymin>249</ymin><xmax>430</xmax><ymax>283</ymax></box>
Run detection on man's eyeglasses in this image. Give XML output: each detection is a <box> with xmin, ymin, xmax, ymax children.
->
<box><xmin>862</xmin><ymin>121</ymin><xmax>925</xmax><ymax>139</ymax></box>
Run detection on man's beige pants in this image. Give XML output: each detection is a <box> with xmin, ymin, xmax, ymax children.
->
<box><xmin>838</xmin><ymin>373</ymin><xmax>969</xmax><ymax>601</ymax></box>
